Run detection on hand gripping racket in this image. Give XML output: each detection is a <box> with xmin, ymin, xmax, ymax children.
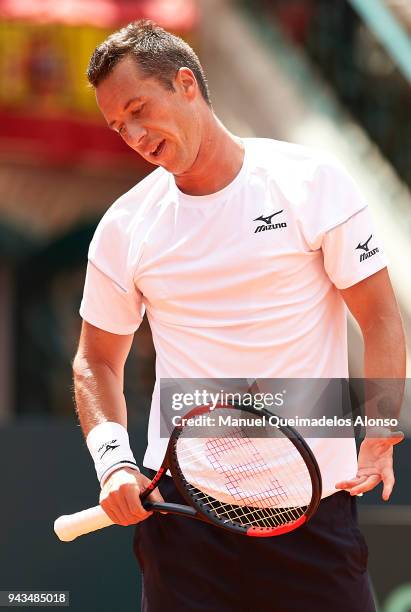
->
<box><xmin>54</xmin><ymin>403</ymin><xmax>322</xmax><ymax>541</ymax></box>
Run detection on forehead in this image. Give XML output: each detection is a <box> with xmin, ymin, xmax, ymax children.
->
<box><xmin>95</xmin><ymin>55</ymin><xmax>163</xmax><ymax>112</ymax></box>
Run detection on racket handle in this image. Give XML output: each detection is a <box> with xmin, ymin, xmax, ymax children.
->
<box><xmin>54</xmin><ymin>506</ymin><xmax>113</xmax><ymax>542</ymax></box>
<box><xmin>54</xmin><ymin>501</ymin><xmax>200</xmax><ymax>541</ymax></box>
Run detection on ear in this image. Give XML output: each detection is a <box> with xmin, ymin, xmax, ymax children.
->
<box><xmin>175</xmin><ymin>67</ymin><xmax>197</xmax><ymax>100</ymax></box>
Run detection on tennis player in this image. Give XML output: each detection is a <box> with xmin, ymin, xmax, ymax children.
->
<box><xmin>74</xmin><ymin>20</ymin><xmax>406</xmax><ymax>611</ymax></box>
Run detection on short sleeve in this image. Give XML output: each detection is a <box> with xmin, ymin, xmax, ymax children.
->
<box><xmin>322</xmin><ymin>206</ymin><xmax>388</xmax><ymax>289</ymax></box>
<box><xmin>300</xmin><ymin>159</ymin><xmax>368</xmax><ymax>250</ymax></box>
<box><xmin>80</xmin><ymin>262</ymin><xmax>144</xmax><ymax>335</ymax></box>
<box><xmin>79</xmin><ymin>209</ymin><xmax>145</xmax><ymax>335</ymax></box>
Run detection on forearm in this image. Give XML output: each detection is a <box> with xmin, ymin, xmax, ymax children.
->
<box><xmin>73</xmin><ymin>356</ymin><xmax>128</xmax><ymax>437</ymax></box>
<box><xmin>362</xmin><ymin>313</ymin><xmax>406</xmax><ymax>422</ymax></box>
<box><xmin>363</xmin><ymin>312</ymin><xmax>406</xmax><ymax>378</ymax></box>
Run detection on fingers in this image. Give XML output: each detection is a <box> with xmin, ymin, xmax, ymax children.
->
<box><xmin>381</xmin><ymin>468</ymin><xmax>395</xmax><ymax>501</ymax></box>
<box><xmin>336</xmin><ymin>474</ymin><xmax>380</xmax><ymax>496</ymax></box>
<box><xmin>100</xmin><ymin>469</ymin><xmax>153</xmax><ymax>526</ymax></box>
<box><xmin>147</xmin><ymin>487</ymin><xmax>165</xmax><ymax>505</ymax></box>
<box><xmin>144</xmin><ymin>488</ymin><xmax>167</xmax><ymax>514</ymax></box>
<box><xmin>339</xmin><ymin>470</ymin><xmax>396</xmax><ymax>501</ymax></box>
<box><xmin>341</xmin><ymin>431</ymin><xmax>401</xmax><ymax>501</ymax></box>
<box><xmin>335</xmin><ymin>475</ymin><xmax>368</xmax><ymax>490</ymax></box>
<box><xmin>101</xmin><ymin>489</ymin><xmax>149</xmax><ymax>526</ymax></box>
<box><xmin>139</xmin><ymin>480</ymin><xmax>165</xmax><ymax>512</ymax></box>
<box><xmin>123</xmin><ymin>480</ymin><xmax>150</xmax><ymax>518</ymax></box>
<box><xmin>347</xmin><ymin>474</ymin><xmax>380</xmax><ymax>496</ymax></box>
<box><xmin>101</xmin><ymin>503</ymin><xmax>129</xmax><ymax>526</ymax></box>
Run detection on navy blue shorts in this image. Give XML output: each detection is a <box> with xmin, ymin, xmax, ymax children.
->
<box><xmin>133</xmin><ymin>473</ymin><xmax>375</xmax><ymax>612</ymax></box>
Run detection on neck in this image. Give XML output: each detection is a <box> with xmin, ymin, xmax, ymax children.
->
<box><xmin>174</xmin><ymin>114</ymin><xmax>244</xmax><ymax>196</ymax></box>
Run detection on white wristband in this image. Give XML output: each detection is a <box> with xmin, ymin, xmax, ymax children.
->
<box><xmin>86</xmin><ymin>421</ymin><xmax>139</xmax><ymax>487</ymax></box>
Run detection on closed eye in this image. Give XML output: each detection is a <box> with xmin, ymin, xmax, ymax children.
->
<box><xmin>131</xmin><ymin>105</ymin><xmax>144</xmax><ymax>117</ymax></box>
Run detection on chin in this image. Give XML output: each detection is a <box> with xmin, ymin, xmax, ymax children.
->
<box><xmin>172</xmin><ymin>155</ymin><xmax>198</xmax><ymax>177</ymax></box>
<box><xmin>156</xmin><ymin>160</ymin><xmax>174</xmax><ymax>173</ymax></box>
<box><xmin>163</xmin><ymin>159</ymin><xmax>186</xmax><ymax>175</ymax></box>
<box><xmin>145</xmin><ymin>156</ymin><xmax>171</xmax><ymax>172</ymax></box>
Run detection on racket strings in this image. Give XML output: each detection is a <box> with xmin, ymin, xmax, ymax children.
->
<box><xmin>205</xmin><ymin>437</ymin><xmax>289</xmax><ymax>506</ymax></box>
<box><xmin>175</xmin><ymin>415</ymin><xmax>313</xmax><ymax>529</ymax></box>
<box><xmin>187</xmin><ymin>483</ymin><xmax>306</xmax><ymax>529</ymax></box>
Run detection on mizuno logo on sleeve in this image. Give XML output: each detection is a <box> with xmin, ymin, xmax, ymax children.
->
<box><xmin>356</xmin><ymin>235</ymin><xmax>379</xmax><ymax>261</ymax></box>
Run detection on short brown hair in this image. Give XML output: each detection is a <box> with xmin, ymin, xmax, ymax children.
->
<box><xmin>87</xmin><ymin>20</ymin><xmax>211</xmax><ymax>106</ymax></box>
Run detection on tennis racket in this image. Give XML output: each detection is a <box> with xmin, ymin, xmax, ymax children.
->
<box><xmin>54</xmin><ymin>403</ymin><xmax>322</xmax><ymax>541</ymax></box>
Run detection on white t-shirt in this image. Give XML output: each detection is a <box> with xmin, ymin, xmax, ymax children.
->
<box><xmin>80</xmin><ymin>137</ymin><xmax>388</xmax><ymax>498</ymax></box>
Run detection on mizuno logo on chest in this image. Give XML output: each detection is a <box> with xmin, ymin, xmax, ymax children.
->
<box><xmin>254</xmin><ymin>222</ymin><xmax>287</xmax><ymax>233</ymax></box>
<box><xmin>253</xmin><ymin>210</ymin><xmax>287</xmax><ymax>233</ymax></box>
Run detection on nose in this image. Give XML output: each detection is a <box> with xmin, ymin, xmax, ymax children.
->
<box><xmin>125</xmin><ymin>123</ymin><xmax>147</xmax><ymax>149</ymax></box>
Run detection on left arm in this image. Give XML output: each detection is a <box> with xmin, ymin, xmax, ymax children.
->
<box><xmin>336</xmin><ymin>267</ymin><xmax>406</xmax><ymax>500</ymax></box>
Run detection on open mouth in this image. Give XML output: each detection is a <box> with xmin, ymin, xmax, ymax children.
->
<box><xmin>151</xmin><ymin>140</ymin><xmax>165</xmax><ymax>158</ymax></box>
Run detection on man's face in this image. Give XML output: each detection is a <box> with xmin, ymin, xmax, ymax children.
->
<box><xmin>95</xmin><ymin>55</ymin><xmax>202</xmax><ymax>174</ymax></box>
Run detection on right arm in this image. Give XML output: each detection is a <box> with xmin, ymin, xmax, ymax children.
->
<box><xmin>73</xmin><ymin>320</ymin><xmax>163</xmax><ymax>525</ymax></box>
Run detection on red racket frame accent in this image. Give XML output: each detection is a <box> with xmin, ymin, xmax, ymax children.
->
<box><xmin>140</xmin><ymin>467</ymin><xmax>166</xmax><ymax>500</ymax></box>
<box><xmin>247</xmin><ymin>514</ymin><xmax>307</xmax><ymax>537</ymax></box>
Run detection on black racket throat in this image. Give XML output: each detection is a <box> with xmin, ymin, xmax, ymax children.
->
<box><xmin>140</xmin><ymin>403</ymin><xmax>322</xmax><ymax>537</ymax></box>
<box><xmin>143</xmin><ymin>500</ymin><xmax>198</xmax><ymax>518</ymax></box>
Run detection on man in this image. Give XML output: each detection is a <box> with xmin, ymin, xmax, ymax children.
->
<box><xmin>74</xmin><ymin>20</ymin><xmax>405</xmax><ymax>612</ymax></box>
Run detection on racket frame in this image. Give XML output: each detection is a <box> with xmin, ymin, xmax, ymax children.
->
<box><xmin>141</xmin><ymin>402</ymin><xmax>322</xmax><ymax>536</ymax></box>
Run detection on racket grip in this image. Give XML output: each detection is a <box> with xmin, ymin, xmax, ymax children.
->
<box><xmin>54</xmin><ymin>505</ymin><xmax>113</xmax><ymax>542</ymax></box>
